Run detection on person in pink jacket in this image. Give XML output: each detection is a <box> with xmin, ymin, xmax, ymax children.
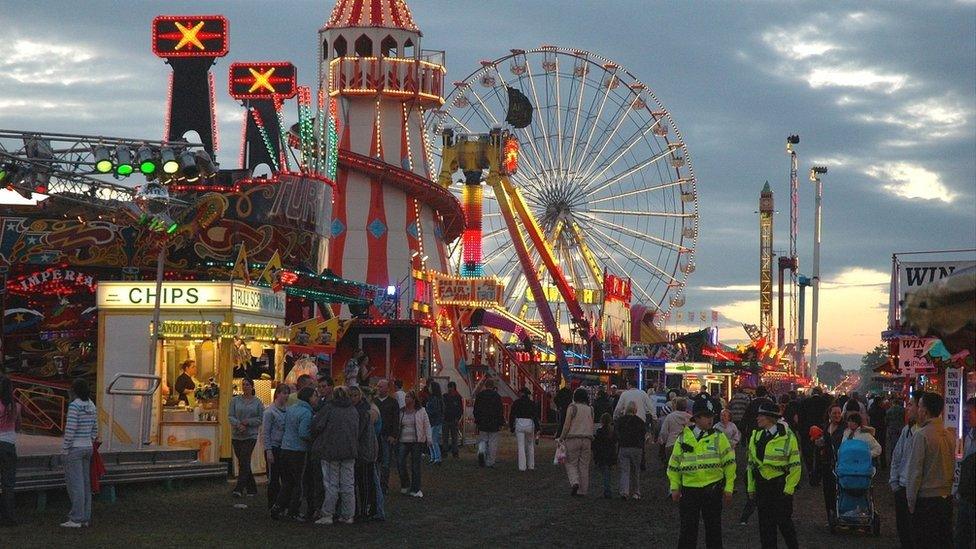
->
<box><xmin>397</xmin><ymin>391</ymin><xmax>432</xmax><ymax>498</ymax></box>
<box><xmin>659</xmin><ymin>397</ymin><xmax>692</xmax><ymax>467</ymax></box>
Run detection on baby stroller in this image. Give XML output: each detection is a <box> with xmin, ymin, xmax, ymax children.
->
<box><xmin>831</xmin><ymin>438</ymin><xmax>880</xmax><ymax>535</ymax></box>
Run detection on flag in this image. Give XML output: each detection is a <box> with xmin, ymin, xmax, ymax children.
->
<box><xmin>258</xmin><ymin>250</ymin><xmax>283</xmax><ymax>287</ymax></box>
<box><xmin>229</xmin><ymin>243</ymin><xmax>250</xmax><ymax>284</ymax></box>
<box><xmin>505</xmin><ymin>87</ymin><xmax>533</xmax><ymax>129</ymax></box>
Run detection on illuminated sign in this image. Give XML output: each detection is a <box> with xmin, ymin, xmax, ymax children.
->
<box><xmin>603</xmin><ymin>273</ymin><xmax>632</xmax><ymax>303</ymax></box>
<box><xmin>664</xmin><ymin>362</ymin><xmax>713</xmax><ymax>375</ymax></box>
<box><xmin>229</xmin><ymin>62</ymin><xmax>298</xmax><ymax>100</ymax></box>
<box><xmin>524</xmin><ymin>285</ymin><xmax>602</xmax><ymax>305</ymax></box>
<box><xmin>432</xmin><ymin>274</ymin><xmax>504</xmax><ymax>307</ymax></box>
<box><xmin>154</xmin><ymin>320</ymin><xmax>289</xmax><ymax>341</ymax></box>
<box><xmin>97</xmin><ymin>282</ymin><xmax>284</xmax><ymax>318</ymax></box>
<box><xmin>152</xmin><ymin>15</ymin><xmax>228</xmax><ymax>58</ymax></box>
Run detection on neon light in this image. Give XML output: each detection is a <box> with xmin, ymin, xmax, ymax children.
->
<box><xmin>228</xmin><ymin>62</ymin><xmax>297</xmax><ymax>100</ymax></box>
<box><xmin>209</xmin><ymin>71</ymin><xmax>219</xmax><ymax>154</ymax></box>
<box><xmin>152</xmin><ymin>15</ymin><xmax>228</xmax><ymax>59</ymax></box>
<box><xmin>250</xmin><ymin>107</ymin><xmax>279</xmax><ymax>171</ymax></box>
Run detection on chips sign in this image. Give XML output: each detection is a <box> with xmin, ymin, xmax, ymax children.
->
<box><xmin>152</xmin><ymin>15</ymin><xmax>228</xmax><ymax>58</ymax></box>
<box><xmin>228</xmin><ymin>62</ymin><xmax>298</xmax><ymax>100</ymax></box>
<box><xmin>432</xmin><ymin>275</ymin><xmax>504</xmax><ymax>307</ymax></box>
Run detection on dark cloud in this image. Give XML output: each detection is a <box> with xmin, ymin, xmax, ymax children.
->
<box><xmin>2</xmin><ymin>0</ymin><xmax>973</xmax><ymax>365</ymax></box>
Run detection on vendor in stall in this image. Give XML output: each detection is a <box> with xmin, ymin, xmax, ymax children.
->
<box><xmin>174</xmin><ymin>359</ymin><xmax>200</xmax><ymax>406</ymax></box>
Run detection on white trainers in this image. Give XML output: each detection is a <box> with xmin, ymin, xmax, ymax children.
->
<box><xmin>314</xmin><ymin>516</ymin><xmax>334</xmax><ymax>526</ymax></box>
<box><xmin>60</xmin><ymin>520</ymin><xmax>83</xmax><ymax>528</ymax></box>
<box><xmin>338</xmin><ymin>517</ymin><xmax>354</xmax><ymax>524</ymax></box>
<box><xmin>400</xmin><ymin>488</ymin><xmax>410</xmax><ymax>494</ymax></box>
<box><xmin>410</xmin><ymin>490</ymin><xmax>424</xmax><ymax>498</ymax></box>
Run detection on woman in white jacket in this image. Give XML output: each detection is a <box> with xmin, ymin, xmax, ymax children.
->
<box><xmin>842</xmin><ymin>413</ymin><xmax>882</xmax><ymax>458</ymax></box>
<box><xmin>397</xmin><ymin>391</ymin><xmax>432</xmax><ymax>498</ymax></box>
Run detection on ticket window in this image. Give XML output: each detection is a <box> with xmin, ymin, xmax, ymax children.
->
<box><xmin>161</xmin><ymin>339</ymin><xmax>217</xmax><ymax>407</ymax></box>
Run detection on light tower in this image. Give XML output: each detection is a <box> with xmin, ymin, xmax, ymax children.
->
<box><xmin>809</xmin><ymin>166</ymin><xmax>828</xmax><ymax>380</ymax></box>
<box><xmin>318</xmin><ymin>0</ymin><xmax>465</xmax><ymax>386</ymax></box>
<box><xmin>759</xmin><ymin>181</ymin><xmax>774</xmax><ymax>340</ymax></box>
<box><xmin>786</xmin><ymin>135</ymin><xmax>800</xmax><ymax>353</ymax></box>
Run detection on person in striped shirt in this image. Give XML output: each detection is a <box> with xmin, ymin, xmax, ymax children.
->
<box><xmin>61</xmin><ymin>378</ymin><xmax>99</xmax><ymax>528</ymax></box>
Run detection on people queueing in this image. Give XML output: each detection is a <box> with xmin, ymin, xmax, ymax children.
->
<box><xmin>797</xmin><ymin>386</ymin><xmax>829</xmax><ymax>485</ymax></box>
<box><xmin>442</xmin><ymin>381</ymin><xmax>464</xmax><ymax>459</ymax></box>
<box><xmin>374</xmin><ymin>379</ymin><xmax>400</xmax><ymax>494</ymax></box>
<box><xmin>61</xmin><ymin>378</ymin><xmax>99</xmax><ymax>528</ymax></box>
<box><xmin>669</xmin><ymin>397</ymin><xmax>736</xmax><ymax>549</ymax></box>
<box><xmin>473</xmin><ymin>379</ymin><xmax>505</xmax><ymax>468</ymax></box>
<box><xmin>0</xmin><ymin>375</ymin><xmax>22</xmax><ymax>528</ymax></box>
<box><xmin>905</xmin><ymin>391</ymin><xmax>955</xmax><ymax>548</ymax></box>
<box><xmin>272</xmin><ymin>387</ymin><xmax>317</xmax><ymax>521</ymax></box>
<box><xmin>302</xmin><ymin>375</ymin><xmax>333</xmax><ymax>521</ymax></box>
<box><xmin>425</xmin><ymin>381</ymin><xmax>445</xmax><ymax>465</ymax></box>
<box><xmin>229</xmin><ymin>378</ymin><xmax>264</xmax><ymax>499</ymax></box>
<box><xmin>261</xmin><ymin>384</ymin><xmax>290</xmax><ymax>509</ymax></box>
<box><xmin>397</xmin><ymin>391</ymin><xmax>432</xmax><ymax>498</ymax></box>
<box><xmin>350</xmin><ymin>386</ymin><xmax>382</xmax><ymax>522</ymax></box>
<box><xmin>509</xmin><ymin>387</ymin><xmax>541</xmax><ymax>471</ymax></box>
<box><xmin>616</xmin><ymin>402</ymin><xmax>646</xmax><ymax>499</ymax></box>
<box><xmin>311</xmin><ymin>386</ymin><xmax>360</xmax><ymax>525</ymax></box>
<box><xmin>559</xmin><ymin>388</ymin><xmax>595</xmax><ymax>497</ymax></box>
<box><xmin>592</xmin><ymin>412</ymin><xmax>618</xmax><ymax>498</ymax></box>
<box><xmin>747</xmin><ymin>402</ymin><xmax>800</xmax><ymax>549</ymax></box>
<box><xmin>888</xmin><ymin>393</ymin><xmax>919</xmax><ymax>548</ymax></box>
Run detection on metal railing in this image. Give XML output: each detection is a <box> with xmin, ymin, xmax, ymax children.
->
<box><xmin>105</xmin><ymin>373</ymin><xmax>161</xmax><ymax>452</ymax></box>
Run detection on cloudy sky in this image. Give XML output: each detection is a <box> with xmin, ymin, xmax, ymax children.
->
<box><xmin>1</xmin><ymin>0</ymin><xmax>974</xmax><ymax>368</ymax></box>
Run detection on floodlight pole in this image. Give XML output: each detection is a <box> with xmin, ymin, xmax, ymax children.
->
<box><xmin>809</xmin><ymin>167</ymin><xmax>827</xmax><ymax>380</ymax></box>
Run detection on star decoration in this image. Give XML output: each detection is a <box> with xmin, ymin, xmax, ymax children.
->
<box><xmin>248</xmin><ymin>67</ymin><xmax>277</xmax><ymax>93</ymax></box>
<box><xmin>174</xmin><ymin>21</ymin><xmax>205</xmax><ymax>51</ymax></box>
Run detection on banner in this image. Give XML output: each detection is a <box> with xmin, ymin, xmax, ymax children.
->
<box><xmin>897</xmin><ymin>336</ymin><xmax>938</xmax><ymax>375</ymax></box>
<box><xmin>432</xmin><ymin>274</ymin><xmax>504</xmax><ymax>306</ymax></box>
<box><xmin>898</xmin><ymin>260</ymin><xmax>975</xmax><ymax>292</ymax></box>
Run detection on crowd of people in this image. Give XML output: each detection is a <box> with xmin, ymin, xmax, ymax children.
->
<box><xmin>541</xmin><ymin>380</ymin><xmax>975</xmax><ymax>549</ymax></box>
<box><xmin>0</xmin><ymin>367</ymin><xmax>974</xmax><ymax>548</ymax></box>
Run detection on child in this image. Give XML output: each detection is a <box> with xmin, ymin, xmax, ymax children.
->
<box><xmin>591</xmin><ymin>412</ymin><xmax>618</xmax><ymax>499</ymax></box>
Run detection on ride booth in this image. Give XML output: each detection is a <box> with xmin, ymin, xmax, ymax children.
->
<box><xmin>96</xmin><ymin>281</ymin><xmax>288</xmax><ymax>472</ymax></box>
<box><xmin>664</xmin><ymin>361</ymin><xmax>734</xmax><ymax>402</ymax></box>
<box><xmin>331</xmin><ymin>319</ymin><xmax>436</xmax><ymax>390</ymax></box>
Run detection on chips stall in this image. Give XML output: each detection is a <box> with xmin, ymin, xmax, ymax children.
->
<box><xmin>96</xmin><ymin>282</ymin><xmax>288</xmax><ymax>468</ymax></box>
<box><xmin>665</xmin><ymin>361</ymin><xmax>734</xmax><ymax>402</ymax></box>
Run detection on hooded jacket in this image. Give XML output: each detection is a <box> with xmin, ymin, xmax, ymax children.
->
<box><xmin>842</xmin><ymin>425</ymin><xmax>882</xmax><ymax>457</ymax></box>
<box><xmin>310</xmin><ymin>395</ymin><xmax>361</xmax><ymax>461</ymax></box>
<box><xmin>356</xmin><ymin>399</ymin><xmax>379</xmax><ymax>463</ymax></box>
<box><xmin>473</xmin><ymin>388</ymin><xmax>504</xmax><ymax>432</ymax></box>
<box><xmin>63</xmin><ymin>398</ymin><xmax>98</xmax><ymax>451</ymax></box>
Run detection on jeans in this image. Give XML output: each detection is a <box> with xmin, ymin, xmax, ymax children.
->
<box><xmin>321</xmin><ymin>459</ymin><xmax>355</xmax><ymax>520</ymax></box>
<box><xmin>429</xmin><ymin>425</ymin><xmax>443</xmax><ymax>462</ymax></box>
<box><xmin>514</xmin><ymin>419</ymin><xmax>536</xmax><ymax>471</ymax></box>
<box><xmin>893</xmin><ymin>487</ymin><xmax>913</xmax><ymax>548</ymax></box>
<box><xmin>378</xmin><ymin>435</ymin><xmax>394</xmax><ymax>493</ymax></box>
<box><xmin>266</xmin><ymin>447</ymin><xmax>281</xmax><ymax>509</ymax></box>
<box><xmin>274</xmin><ymin>450</ymin><xmax>306</xmax><ymax>517</ymax></box>
<box><xmin>479</xmin><ymin>431</ymin><xmax>500</xmax><ymax>466</ymax></box>
<box><xmin>957</xmin><ymin>498</ymin><xmax>974</xmax><ymax>549</ymax></box>
<box><xmin>563</xmin><ymin>438</ymin><xmax>592</xmax><ymax>495</ymax></box>
<box><xmin>303</xmin><ymin>451</ymin><xmax>323</xmax><ymax>517</ymax></box>
<box><xmin>618</xmin><ymin>446</ymin><xmax>642</xmax><ymax>496</ymax></box>
<box><xmin>372</xmin><ymin>464</ymin><xmax>386</xmax><ymax>519</ymax></box>
<box><xmin>398</xmin><ymin>442</ymin><xmax>423</xmax><ymax>493</ymax></box>
<box><xmin>0</xmin><ymin>442</ymin><xmax>16</xmax><ymax>523</ymax></box>
<box><xmin>65</xmin><ymin>446</ymin><xmax>93</xmax><ymax>524</ymax></box>
<box><xmin>232</xmin><ymin>438</ymin><xmax>257</xmax><ymax>495</ymax></box>
<box><xmin>599</xmin><ymin>464</ymin><xmax>612</xmax><ymax>497</ymax></box>
<box><xmin>912</xmin><ymin>496</ymin><xmax>952</xmax><ymax>548</ymax></box>
<box><xmin>442</xmin><ymin>420</ymin><xmax>460</xmax><ymax>456</ymax></box>
<box><xmin>355</xmin><ymin>461</ymin><xmax>380</xmax><ymax>519</ymax></box>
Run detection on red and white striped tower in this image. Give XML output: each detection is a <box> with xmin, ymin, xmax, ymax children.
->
<box><xmin>318</xmin><ymin>0</ymin><xmax>467</xmax><ymax>389</ymax></box>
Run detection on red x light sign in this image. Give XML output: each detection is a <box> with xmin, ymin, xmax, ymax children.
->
<box><xmin>152</xmin><ymin>15</ymin><xmax>228</xmax><ymax>58</ymax></box>
<box><xmin>228</xmin><ymin>62</ymin><xmax>298</xmax><ymax>100</ymax></box>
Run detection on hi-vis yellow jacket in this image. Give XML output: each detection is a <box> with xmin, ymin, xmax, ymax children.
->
<box><xmin>746</xmin><ymin>423</ymin><xmax>801</xmax><ymax>495</ymax></box>
<box><xmin>668</xmin><ymin>426</ymin><xmax>736</xmax><ymax>493</ymax></box>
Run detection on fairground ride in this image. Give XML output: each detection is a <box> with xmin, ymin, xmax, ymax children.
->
<box><xmin>427</xmin><ymin>46</ymin><xmax>700</xmax><ymax>358</ymax></box>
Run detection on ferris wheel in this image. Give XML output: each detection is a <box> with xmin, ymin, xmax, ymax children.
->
<box><xmin>426</xmin><ymin>46</ymin><xmax>699</xmax><ymax>327</ymax></box>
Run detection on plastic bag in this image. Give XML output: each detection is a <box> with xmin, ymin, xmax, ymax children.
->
<box><xmin>478</xmin><ymin>439</ymin><xmax>486</xmax><ymax>457</ymax></box>
<box><xmin>553</xmin><ymin>440</ymin><xmax>567</xmax><ymax>465</ymax></box>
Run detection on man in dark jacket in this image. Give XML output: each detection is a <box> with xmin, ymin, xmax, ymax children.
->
<box><xmin>473</xmin><ymin>379</ymin><xmax>505</xmax><ymax>467</ymax></box>
<box><xmin>592</xmin><ymin>389</ymin><xmax>613</xmax><ymax>424</ymax></box>
<box><xmin>374</xmin><ymin>379</ymin><xmax>400</xmax><ymax>494</ymax></box>
<box><xmin>301</xmin><ymin>376</ymin><xmax>333</xmax><ymax>521</ymax></box>
<box><xmin>509</xmin><ymin>388</ymin><xmax>541</xmax><ymax>471</ymax></box>
<box><xmin>442</xmin><ymin>381</ymin><xmax>463</xmax><ymax>458</ymax></box>
<box><xmin>553</xmin><ymin>385</ymin><xmax>574</xmax><ymax>438</ymax></box>
<box><xmin>798</xmin><ymin>387</ymin><xmax>830</xmax><ymax>484</ymax></box>
<box><xmin>310</xmin><ymin>387</ymin><xmax>361</xmax><ymax>525</ymax></box>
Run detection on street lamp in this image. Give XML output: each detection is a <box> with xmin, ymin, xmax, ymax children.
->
<box><xmin>809</xmin><ymin>166</ymin><xmax>827</xmax><ymax>380</ymax></box>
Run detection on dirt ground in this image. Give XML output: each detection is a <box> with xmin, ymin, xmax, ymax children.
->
<box><xmin>5</xmin><ymin>435</ymin><xmax>902</xmax><ymax>548</ymax></box>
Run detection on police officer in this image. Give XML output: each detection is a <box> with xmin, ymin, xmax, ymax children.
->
<box><xmin>669</xmin><ymin>396</ymin><xmax>736</xmax><ymax>549</ymax></box>
<box><xmin>747</xmin><ymin>402</ymin><xmax>801</xmax><ymax>549</ymax></box>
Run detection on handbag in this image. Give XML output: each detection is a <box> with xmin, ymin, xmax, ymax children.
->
<box><xmin>553</xmin><ymin>440</ymin><xmax>567</xmax><ymax>465</ymax></box>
